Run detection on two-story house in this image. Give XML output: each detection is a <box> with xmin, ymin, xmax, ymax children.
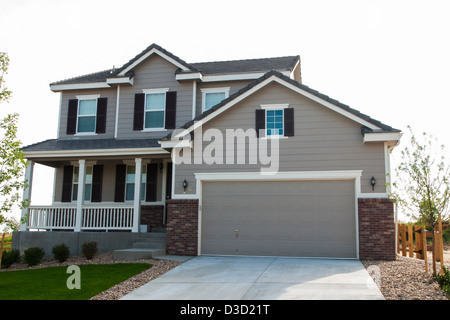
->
<box><xmin>16</xmin><ymin>43</ymin><xmax>401</xmax><ymax>260</ymax></box>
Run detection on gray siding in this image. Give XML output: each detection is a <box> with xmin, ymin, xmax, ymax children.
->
<box><xmin>174</xmin><ymin>82</ymin><xmax>386</xmax><ymax>195</ymax></box>
<box><xmin>117</xmin><ymin>54</ymin><xmax>193</xmax><ymax>139</ymax></box>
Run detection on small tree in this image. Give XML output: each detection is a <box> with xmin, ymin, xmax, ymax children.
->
<box><xmin>390</xmin><ymin>126</ymin><xmax>450</xmax><ymax>274</ymax></box>
<box><xmin>0</xmin><ymin>52</ymin><xmax>28</xmax><ymax>233</ymax></box>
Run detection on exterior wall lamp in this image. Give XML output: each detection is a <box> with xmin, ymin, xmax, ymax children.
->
<box><xmin>183</xmin><ymin>179</ymin><xmax>188</xmax><ymax>193</ymax></box>
<box><xmin>370</xmin><ymin>176</ymin><xmax>376</xmax><ymax>191</ymax></box>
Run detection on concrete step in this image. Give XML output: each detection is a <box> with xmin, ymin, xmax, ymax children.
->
<box><xmin>113</xmin><ymin>248</ymin><xmax>166</xmax><ymax>260</ymax></box>
<box><xmin>132</xmin><ymin>241</ymin><xmax>165</xmax><ymax>249</ymax></box>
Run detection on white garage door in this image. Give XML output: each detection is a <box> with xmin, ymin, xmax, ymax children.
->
<box><xmin>201</xmin><ymin>180</ymin><xmax>356</xmax><ymax>258</ymax></box>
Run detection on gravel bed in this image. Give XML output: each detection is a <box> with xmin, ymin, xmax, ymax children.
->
<box><xmin>1</xmin><ymin>252</ymin><xmax>448</xmax><ymax>300</ymax></box>
<box><xmin>361</xmin><ymin>257</ymin><xmax>448</xmax><ymax>300</ymax></box>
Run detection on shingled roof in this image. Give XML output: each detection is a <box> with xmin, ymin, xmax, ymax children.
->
<box><xmin>50</xmin><ymin>43</ymin><xmax>299</xmax><ymax>86</ymax></box>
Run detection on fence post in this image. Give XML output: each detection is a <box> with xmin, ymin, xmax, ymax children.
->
<box><xmin>408</xmin><ymin>224</ymin><xmax>414</xmax><ymax>257</ymax></box>
<box><xmin>415</xmin><ymin>225</ymin><xmax>423</xmax><ymax>259</ymax></box>
<box><xmin>401</xmin><ymin>224</ymin><xmax>407</xmax><ymax>256</ymax></box>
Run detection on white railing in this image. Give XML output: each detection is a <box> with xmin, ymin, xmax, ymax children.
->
<box><xmin>28</xmin><ymin>206</ymin><xmax>77</xmax><ymax>230</ymax></box>
<box><xmin>27</xmin><ymin>205</ymin><xmax>134</xmax><ymax>231</ymax></box>
<box><xmin>82</xmin><ymin>206</ymin><xmax>134</xmax><ymax>231</ymax></box>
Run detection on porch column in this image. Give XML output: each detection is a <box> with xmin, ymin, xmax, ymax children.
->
<box><xmin>132</xmin><ymin>158</ymin><xmax>142</xmax><ymax>232</ymax></box>
<box><xmin>75</xmin><ymin>159</ymin><xmax>86</xmax><ymax>232</ymax></box>
<box><xmin>19</xmin><ymin>160</ymin><xmax>34</xmax><ymax>231</ymax></box>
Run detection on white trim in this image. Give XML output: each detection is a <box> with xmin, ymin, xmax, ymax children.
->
<box><xmin>363</xmin><ymin>132</ymin><xmax>402</xmax><ymax>143</ymax></box>
<box><xmin>75</xmin><ymin>94</ymin><xmax>101</xmax><ymax>100</ymax></box>
<box><xmin>106</xmin><ymin>77</ymin><xmax>134</xmax><ymax>85</ymax></box>
<box><xmin>176</xmin><ymin>72</ymin><xmax>203</xmax><ymax>81</ymax></box>
<box><xmin>260</xmin><ymin>103</ymin><xmax>290</xmax><ymax>110</ymax></box>
<box><xmin>201</xmin><ymin>87</ymin><xmax>230</xmax><ymax>112</ymax></box>
<box><xmin>50</xmin><ymin>82</ymin><xmax>110</xmax><ymax>91</ymax></box>
<box><xmin>118</xmin><ymin>48</ymin><xmax>191</xmax><ymax>76</ymax></box>
<box><xmin>142</xmin><ymin>88</ymin><xmax>170</xmax><ymax>94</ymax></box>
<box><xmin>290</xmin><ymin>59</ymin><xmax>301</xmax><ymax>80</ymax></box>
<box><xmin>359</xmin><ymin>193</ymin><xmax>389</xmax><ymax>198</ymax></box>
<box><xmin>173</xmin><ymin>74</ymin><xmax>383</xmax><ymax>139</ymax></box>
<box><xmin>192</xmin><ymin>81</ymin><xmax>197</xmax><ymax>119</ymax></box>
<box><xmin>159</xmin><ymin>139</ymin><xmax>193</xmax><ymax>149</ymax></box>
<box><xmin>200</xmin><ymin>71</ymin><xmax>292</xmax><ymax>82</ymax></box>
<box><xmin>24</xmin><ymin>147</ymin><xmax>169</xmax><ymax>159</ymax></box>
<box><xmin>56</xmin><ymin>92</ymin><xmax>62</xmax><ymax>139</ymax></box>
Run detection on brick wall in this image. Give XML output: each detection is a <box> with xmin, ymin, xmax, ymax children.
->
<box><xmin>166</xmin><ymin>199</ymin><xmax>199</xmax><ymax>256</ymax></box>
<box><xmin>140</xmin><ymin>205</ymin><xmax>164</xmax><ymax>229</ymax></box>
<box><xmin>358</xmin><ymin>198</ymin><xmax>396</xmax><ymax>260</ymax></box>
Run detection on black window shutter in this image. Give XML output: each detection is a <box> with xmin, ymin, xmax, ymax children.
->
<box><xmin>284</xmin><ymin>108</ymin><xmax>294</xmax><ymax>137</ymax></box>
<box><xmin>255</xmin><ymin>109</ymin><xmax>265</xmax><ymax>137</ymax></box>
<box><xmin>91</xmin><ymin>165</ymin><xmax>103</xmax><ymax>202</ymax></box>
<box><xmin>67</xmin><ymin>99</ymin><xmax>78</xmax><ymax>135</ymax></box>
<box><xmin>133</xmin><ymin>93</ymin><xmax>145</xmax><ymax>131</ymax></box>
<box><xmin>165</xmin><ymin>91</ymin><xmax>177</xmax><ymax>129</ymax></box>
<box><xmin>61</xmin><ymin>165</ymin><xmax>74</xmax><ymax>202</ymax></box>
<box><xmin>114</xmin><ymin>164</ymin><xmax>127</xmax><ymax>202</ymax></box>
<box><xmin>95</xmin><ymin>98</ymin><xmax>107</xmax><ymax>134</ymax></box>
<box><xmin>146</xmin><ymin>163</ymin><xmax>158</xmax><ymax>202</ymax></box>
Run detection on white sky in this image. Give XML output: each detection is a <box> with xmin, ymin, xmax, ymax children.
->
<box><xmin>1</xmin><ymin>0</ymin><xmax>450</xmax><ymax>222</ymax></box>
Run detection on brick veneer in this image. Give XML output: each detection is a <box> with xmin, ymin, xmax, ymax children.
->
<box><xmin>358</xmin><ymin>198</ymin><xmax>396</xmax><ymax>260</ymax></box>
<box><xmin>140</xmin><ymin>205</ymin><xmax>164</xmax><ymax>229</ymax></box>
<box><xmin>166</xmin><ymin>199</ymin><xmax>199</xmax><ymax>256</ymax></box>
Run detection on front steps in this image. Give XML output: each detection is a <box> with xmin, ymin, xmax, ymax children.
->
<box><xmin>113</xmin><ymin>231</ymin><xmax>166</xmax><ymax>260</ymax></box>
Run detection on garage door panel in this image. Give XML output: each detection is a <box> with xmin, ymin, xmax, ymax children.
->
<box><xmin>201</xmin><ymin>180</ymin><xmax>356</xmax><ymax>258</ymax></box>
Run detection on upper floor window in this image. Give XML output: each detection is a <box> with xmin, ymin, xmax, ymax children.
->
<box><xmin>144</xmin><ymin>91</ymin><xmax>166</xmax><ymax>129</ymax></box>
<box><xmin>266</xmin><ymin>109</ymin><xmax>284</xmax><ymax>136</ymax></box>
<box><xmin>201</xmin><ymin>87</ymin><xmax>230</xmax><ymax>112</ymax></box>
<box><xmin>133</xmin><ymin>90</ymin><xmax>177</xmax><ymax>131</ymax></box>
<box><xmin>66</xmin><ymin>95</ymin><xmax>107</xmax><ymax>135</ymax></box>
<box><xmin>77</xmin><ymin>98</ymin><xmax>97</xmax><ymax>133</ymax></box>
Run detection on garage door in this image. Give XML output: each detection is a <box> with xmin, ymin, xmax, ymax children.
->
<box><xmin>201</xmin><ymin>180</ymin><xmax>356</xmax><ymax>258</ymax></box>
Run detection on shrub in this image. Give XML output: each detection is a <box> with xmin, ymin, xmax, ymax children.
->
<box><xmin>81</xmin><ymin>241</ymin><xmax>97</xmax><ymax>260</ymax></box>
<box><xmin>434</xmin><ymin>266</ymin><xmax>450</xmax><ymax>298</ymax></box>
<box><xmin>23</xmin><ymin>247</ymin><xmax>45</xmax><ymax>266</ymax></box>
<box><xmin>51</xmin><ymin>243</ymin><xmax>70</xmax><ymax>262</ymax></box>
<box><xmin>1</xmin><ymin>249</ymin><xmax>21</xmax><ymax>268</ymax></box>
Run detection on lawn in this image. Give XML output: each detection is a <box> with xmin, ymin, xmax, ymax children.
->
<box><xmin>0</xmin><ymin>263</ymin><xmax>151</xmax><ymax>300</ymax></box>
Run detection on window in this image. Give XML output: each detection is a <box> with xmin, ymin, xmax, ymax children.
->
<box><xmin>125</xmin><ymin>165</ymin><xmax>146</xmax><ymax>201</ymax></box>
<box><xmin>77</xmin><ymin>98</ymin><xmax>97</xmax><ymax>133</ymax></box>
<box><xmin>201</xmin><ymin>88</ymin><xmax>230</xmax><ymax>112</ymax></box>
<box><xmin>266</xmin><ymin>109</ymin><xmax>284</xmax><ymax>136</ymax></box>
<box><xmin>144</xmin><ymin>91</ymin><xmax>166</xmax><ymax>129</ymax></box>
<box><xmin>72</xmin><ymin>166</ymin><xmax>93</xmax><ymax>201</ymax></box>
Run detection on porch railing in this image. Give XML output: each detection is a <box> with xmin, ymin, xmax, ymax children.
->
<box><xmin>27</xmin><ymin>205</ymin><xmax>134</xmax><ymax>231</ymax></box>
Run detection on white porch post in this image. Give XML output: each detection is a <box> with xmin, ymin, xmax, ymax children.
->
<box><xmin>75</xmin><ymin>159</ymin><xmax>86</xmax><ymax>232</ymax></box>
<box><xmin>132</xmin><ymin>158</ymin><xmax>142</xmax><ymax>232</ymax></box>
<box><xmin>19</xmin><ymin>160</ymin><xmax>34</xmax><ymax>231</ymax></box>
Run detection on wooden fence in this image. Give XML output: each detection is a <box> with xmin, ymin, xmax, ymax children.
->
<box><xmin>397</xmin><ymin>223</ymin><xmax>447</xmax><ymax>264</ymax></box>
<box><xmin>0</xmin><ymin>234</ymin><xmax>12</xmax><ymax>253</ymax></box>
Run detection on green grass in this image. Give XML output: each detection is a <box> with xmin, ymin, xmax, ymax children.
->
<box><xmin>0</xmin><ymin>263</ymin><xmax>151</xmax><ymax>300</ymax></box>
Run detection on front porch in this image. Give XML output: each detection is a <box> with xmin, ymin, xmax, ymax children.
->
<box><xmin>20</xmin><ymin>138</ymin><xmax>173</xmax><ymax>233</ymax></box>
<box><xmin>26</xmin><ymin>204</ymin><xmax>164</xmax><ymax>232</ymax></box>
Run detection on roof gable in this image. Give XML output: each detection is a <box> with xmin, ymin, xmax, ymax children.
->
<box><xmin>170</xmin><ymin>71</ymin><xmax>400</xmax><ymax>140</ymax></box>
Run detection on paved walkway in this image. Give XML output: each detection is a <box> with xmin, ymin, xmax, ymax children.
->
<box><xmin>121</xmin><ymin>256</ymin><xmax>384</xmax><ymax>300</ymax></box>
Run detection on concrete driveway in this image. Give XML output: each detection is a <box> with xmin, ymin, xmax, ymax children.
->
<box><xmin>120</xmin><ymin>256</ymin><xmax>384</xmax><ymax>300</ymax></box>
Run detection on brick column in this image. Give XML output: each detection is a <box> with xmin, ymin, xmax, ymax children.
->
<box><xmin>358</xmin><ymin>198</ymin><xmax>396</xmax><ymax>260</ymax></box>
<box><xmin>166</xmin><ymin>199</ymin><xmax>199</xmax><ymax>256</ymax></box>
